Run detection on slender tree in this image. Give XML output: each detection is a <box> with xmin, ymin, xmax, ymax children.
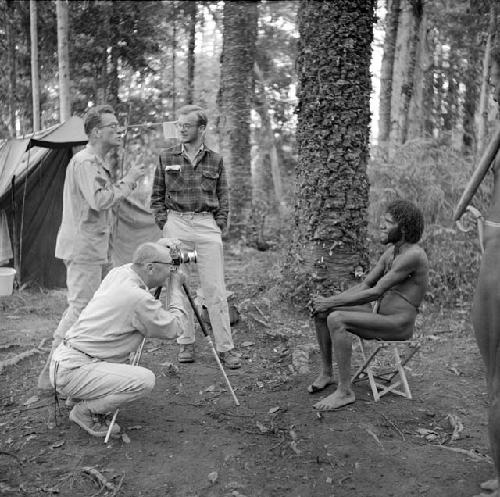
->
<box><xmin>186</xmin><ymin>0</ymin><xmax>197</xmax><ymax>104</ymax></box>
<box><xmin>220</xmin><ymin>0</ymin><xmax>259</xmax><ymax>239</ymax></box>
<box><xmin>56</xmin><ymin>0</ymin><xmax>71</xmax><ymax>121</ymax></box>
<box><xmin>293</xmin><ymin>0</ymin><xmax>374</xmax><ymax>295</ymax></box>
<box><xmin>378</xmin><ymin>0</ymin><xmax>400</xmax><ymax>147</ymax></box>
<box><xmin>407</xmin><ymin>3</ymin><xmax>430</xmax><ymax>140</ymax></box>
<box><xmin>477</xmin><ymin>1</ymin><xmax>496</xmax><ymax>154</ymax></box>
<box><xmin>30</xmin><ymin>0</ymin><xmax>40</xmax><ymax>132</ymax></box>
<box><xmin>6</xmin><ymin>0</ymin><xmax>16</xmax><ymax>137</ymax></box>
<box><xmin>388</xmin><ymin>0</ymin><xmax>423</xmax><ymax>157</ymax></box>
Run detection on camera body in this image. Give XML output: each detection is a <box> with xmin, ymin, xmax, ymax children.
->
<box><xmin>169</xmin><ymin>245</ymin><xmax>197</xmax><ymax>266</ymax></box>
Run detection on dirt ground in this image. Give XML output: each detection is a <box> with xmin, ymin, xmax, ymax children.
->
<box><xmin>0</xmin><ymin>249</ymin><xmax>495</xmax><ymax>497</ymax></box>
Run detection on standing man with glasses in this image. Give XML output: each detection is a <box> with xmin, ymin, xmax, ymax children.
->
<box><xmin>37</xmin><ymin>104</ymin><xmax>146</xmax><ymax>393</ymax></box>
<box><xmin>150</xmin><ymin>104</ymin><xmax>241</xmax><ymax>369</ymax></box>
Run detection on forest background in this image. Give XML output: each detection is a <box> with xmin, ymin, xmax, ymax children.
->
<box><xmin>0</xmin><ymin>0</ymin><xmax>497</xmax><ymax>311</ymax></box>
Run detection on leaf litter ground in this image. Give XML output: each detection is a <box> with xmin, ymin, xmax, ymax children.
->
<box><xmin>0</xmin><ymin>249</ymin><xmax>493</xmax><ymax>496</ymax></box>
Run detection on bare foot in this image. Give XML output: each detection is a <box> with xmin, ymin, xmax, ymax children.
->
<box><xmin>481</xmin><ymin>480</ymin><xmax>499</xmax><ymax>492</ymax></box>
<box><xmin>307</xmin><ymin>374</ymin><xmax>334</xmax><ymax>394</ymax></box>
<box><xmin>313</xmin><ymin>389</ymin><xmax>355</xmax><ymax>411</ymax></box>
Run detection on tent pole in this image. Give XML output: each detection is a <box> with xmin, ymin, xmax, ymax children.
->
<box><xmin>10</xmin><ymin>175</ymin><xmax>19</xmax><ymax>284</ymax></box>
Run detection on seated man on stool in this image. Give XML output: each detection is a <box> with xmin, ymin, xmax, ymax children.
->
<box><xmin>50</xmin><ymin>242</ymin><xmax>187</xmax><ymax>438</ymax></box>
<box><xmin>310</xmin><ymin>200</ymin><xmax>428</xmax><ymax>411</ymax></box>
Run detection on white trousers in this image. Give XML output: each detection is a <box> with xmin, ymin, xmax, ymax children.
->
<box><xmin>51</xmin><ymin>344</ymin><xmax>154</xmax><ymax>414</ymax></box>
<box><xmin>164</xmin><ymin>211</ymin><xmax>234</xmax><ymax>352</ymax></box>
<box><xmin>51</xmin><ymin>261</ymin><xmax>103</xmax><ymax>349</ymax></box>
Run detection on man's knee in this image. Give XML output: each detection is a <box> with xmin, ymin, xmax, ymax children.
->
<box><xmin>327</xmin><ymin>311</ymin><xmax>345</xmax><ymax>331</ymax></box>
<box><xmin>136</xmin><ymin>367</ymin><xmax>155</xmax><ymax>394</ymax></box>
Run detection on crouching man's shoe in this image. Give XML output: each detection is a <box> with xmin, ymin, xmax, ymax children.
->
<box><xmin>69</xmin><ymin>403</ymin><xmax>120</xmax><ymax>438</ymax></box>
<box><xmin>178</xmin><ymin>343</ymin><xmax>195</xmax><ymax>363</ymax></box>
<box><xmin>219</xmin><ymin>349</ymin><xmax>241</xmax><ymax>370</ymax></box>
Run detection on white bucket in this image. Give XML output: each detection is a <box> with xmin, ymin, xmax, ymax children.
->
<box><xmin>0</xmin><ymin>267</ymin><xmax>16</xmax><ymax>296</ymax></box>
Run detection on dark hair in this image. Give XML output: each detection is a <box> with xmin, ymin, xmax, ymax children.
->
<box><xmin>177</xmin><ymin>105</ymin><xmax>207</xmax><ymax>127</ymax></box>
<box><xmin>84</xmin><ymin>105</ymin><xmax>115</xmax><ymax>135</ymax></box>
<box><xmin>386</xmin><ymin>200</ymin><xmax>424</xmax><ymax>243</ymax></box>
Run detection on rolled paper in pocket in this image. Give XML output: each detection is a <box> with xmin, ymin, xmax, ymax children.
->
<box><xmin>165</xmin><ymin>165</ymin><xmax>181</xmax><ymax>171</ymax></box>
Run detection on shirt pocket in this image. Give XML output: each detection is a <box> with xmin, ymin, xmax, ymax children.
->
<box><xmin>200</xmin><ymin>169</ymin><xmax>219</xmax><ymax>194</ymax></box>
<box><xmin>165</xmin><ymin>168</ymin><xmax>184</xmax><ymax>192</ymax></box>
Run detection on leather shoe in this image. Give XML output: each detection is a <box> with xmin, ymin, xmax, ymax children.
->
<box><xmin>218</xmin><ymin>349</ymin><xmax>241</xmax><ymax>369</ymax></box>
<box><xmin>178</xmin><ymin>343</ymin><xmax>195</xmax><ymax>363</ymax></box>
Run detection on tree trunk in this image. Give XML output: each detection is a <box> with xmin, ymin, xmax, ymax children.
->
<box><xmin>463</xmin><ymin>55</ymin><xmax>479</xmax><ymax>153</ymax></box>
<box><xmin>56</xmin><ymin>0</ymin><xmax>71</xmax><ymax>122</ymax></box>
<box><xmin>477</xmin><ymin>2</ymin><xmax>496</xmax><ymax>155</ymax></box>
<box><xmin>7</xmin><ymin>0</ymin><xmax>16</xmax><ymax>137</ymax></box>
<box><xmin>293</xmin><ymin>0</ymin><xmax>373</xmax><ymax>295</ymax></box>
<box><xmin>30</xmin><ymin>0</ymin><xmax>40</xmax><ymax>132</ymax></box>
<box><xmin>186</xmin><ymin>1</ymin><xmax>197</xmax><ymax>105</ymax></box>
<box><xmin>388</xmin><ymin>0</ymin><xmax>422</xmax><ymax>158</ymax></box>
<box><xmin>254</xmin><ymin>64</ymin><xmax>286</xmax><ymax>216</ymax></box>
<box><xmin>172</xmin><ymin>16</ymin><xmax>177</xmax><ymax>115</ymax></box>
<box><xmin>220</xmin><ymin>1</ymin><xmax>259</xmax><ymax>239</ymax></box>
<box><xmin>378</xmin><ymin>0</ymin><xmax>400</xmax><ymax>146</ymax></box>
<box><xmin>434</xmin><ymin>42</ymin><xmax>444</xmax><ymax>138</ymax></box>
<box><xmin>407</xmin><ymin>3</ymin><xmax>429</xmax><ymax>140</ymax></box>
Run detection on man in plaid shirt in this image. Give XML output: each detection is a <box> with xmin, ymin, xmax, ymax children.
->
<box><xmin>150</xmin><ymin>105</ymin><xmax>240</xmax><ymax>369</ymax></box>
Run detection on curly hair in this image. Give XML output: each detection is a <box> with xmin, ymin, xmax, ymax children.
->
<box><xmin>386</xmin><ymin>200</ymin><xmax>424</xmax><ymax>243</ymax></box>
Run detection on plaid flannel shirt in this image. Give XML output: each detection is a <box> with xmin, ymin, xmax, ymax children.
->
<box><xmin>150</xmin><ymin>144</ymin><xmax>229</xmax><ymax>230</ymax></box>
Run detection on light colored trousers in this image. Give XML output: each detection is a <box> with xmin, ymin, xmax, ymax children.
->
<box><xmin>164</xmin><ymin>211</ymin><xmax>234</xmax><ymax>352</ymax></box>
<box><xmin>51</xmin><ymin>261</ymin><xmax>104</xmax><ymax>349</ymax></box>
<box><xmin>50</xmin><ymin>344</ymin><xmax>154</xmax><ymax>414</ymax></box>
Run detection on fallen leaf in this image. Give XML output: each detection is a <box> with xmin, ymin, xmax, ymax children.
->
<box><xmin>256</xmin><ymin>421</ymin><xmax>269</xmax><ymax>433</ymax></box>
<box><xmin>121</xmin><ymin>433</ymin><xmax>131</xmax><ymax>444</ymax></box>
<box><xmin>208</xmin><ymin>471</ymin><xmax>218</xmax><ymax>483</ymax></box>
<box><xmin>24</xmin><ymin>395</ymin><xmax>39</xmax><ymax>406</ymax></box>
<box><xmin>269</xmin><ymin>406</ymin><xmax>280</xmax><ymax>414</ymax></box>
<box><xmin>416</xmin><ymin>428</ymin><xmax>437</xmax><ymax>437</ymax></box>
<box><xmin>256</xmin><ymin>381</ymin><xmax>264</xmax><ymax>388</ymax></box>
<box><xmin>128</xmin><ymin>425</ymin><xmax>143</xmax><ymax>431</ymax></box>
<box><xmin>205</xmin><ymin>385</ymin><xmax>216</xmax><ymax>393</ymax></box>
<box><xmin>326</xmin><ymin>477</ymin><xmax>333</xmax><ymax>484</ymax></box>
<box><xmin>51</xmin><ymin>440</ymin><xmax>64</xmax><ymax>449</ymax></box>
<box><xmin>241</xmin><ymin>341</ymin><xmax>255</xmax><ymax>347</ymax></box>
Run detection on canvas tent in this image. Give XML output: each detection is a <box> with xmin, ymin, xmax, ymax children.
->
<box><xmin>0</xmin><ymin>116</ymin><xmax>161</xmax><ymax>288</ymax></box>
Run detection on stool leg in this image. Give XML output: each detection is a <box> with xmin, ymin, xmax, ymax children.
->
<box><xmin>394</xmin><ymin>347</ymin><xmax>412</xmax><ymax>399</ymax></box>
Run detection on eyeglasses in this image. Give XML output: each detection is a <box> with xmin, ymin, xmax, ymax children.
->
<box><xmin>176</xmin><ymin>123</ymin><xmax>198</xmax><ymax>131</ymax></box>
<box><xmin>99</xmin><ymin>123</ymin><xmax>120</xmax><ymax>130</ymax></box>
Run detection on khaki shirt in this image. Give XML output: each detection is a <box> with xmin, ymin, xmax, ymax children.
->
<box><xmin>55</xmin><ymin>145</ymin><xmax>133</xmax><ymax>264</ymax></box>
<box><xmin>60</xmin><ymin>264</ymin><xmax>186</xmax><ymax>364</ymax></box>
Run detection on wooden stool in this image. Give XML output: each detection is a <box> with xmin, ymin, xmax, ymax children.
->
<box><xmin>351</xmin><ymin>336</ymin><xmax>421</xmax><ymax>401</ymax></box>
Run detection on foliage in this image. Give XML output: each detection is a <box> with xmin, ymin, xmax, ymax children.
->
<box><xmin>369</xmin><ymin>139</ymin><xmax>489</xmax><ymax>307</ymax></box>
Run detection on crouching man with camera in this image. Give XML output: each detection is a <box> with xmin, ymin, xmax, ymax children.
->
<box><xmin>49</xmin><ymin>241</ymin><xmax>187</xmax><ymax>438</ymax></box>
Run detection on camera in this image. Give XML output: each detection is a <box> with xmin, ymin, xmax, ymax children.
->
<box><xmin>170</xmin><ymin>245</ymin><xmax>197</xmax><ymax>265</ymax></box>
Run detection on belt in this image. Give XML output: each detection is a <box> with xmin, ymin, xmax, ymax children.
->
<box><xmin>62</xmin><ymin>338</ymin><xmax>98</xmax><ymax>361</ymax></box>
<box><xmin>169</xmin><ymin>210</ymin><xmax>213</xmax><ymax>217</ymax></box>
